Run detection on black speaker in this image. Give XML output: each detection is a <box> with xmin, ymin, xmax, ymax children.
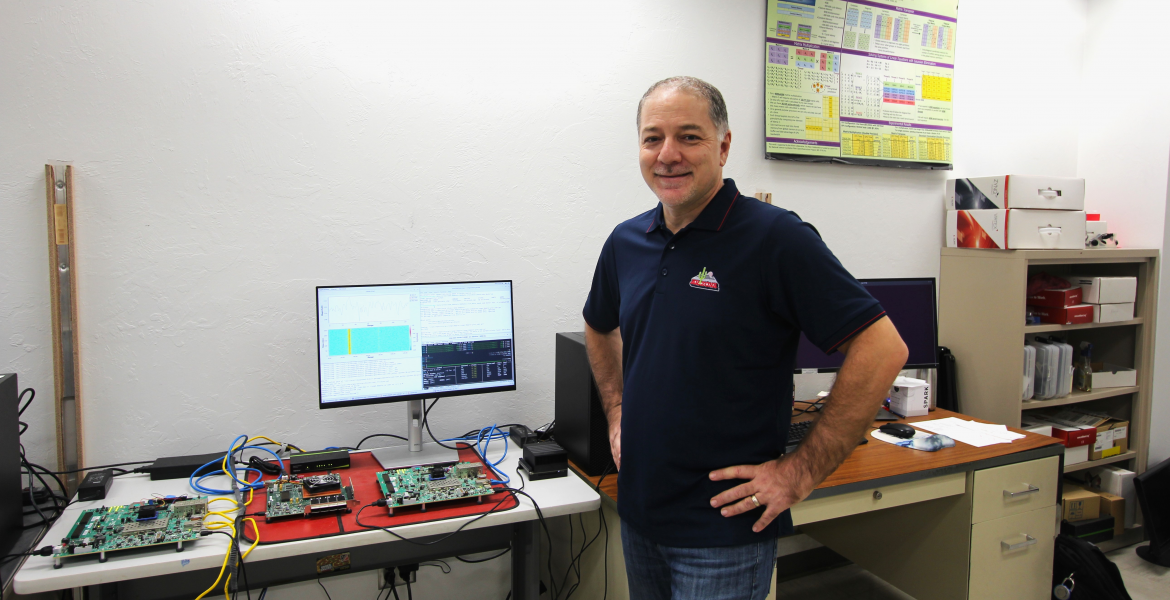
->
<box><xmin>0</xmin><ymin>374</ymin><xmax>23</xmax><ymax>555</ymax></box>
<box><xmin>554</xmin><ymin>332</ymin><xmax>612</xmax><ymax>476</ymax></box>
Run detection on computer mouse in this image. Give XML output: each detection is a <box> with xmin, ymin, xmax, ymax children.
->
<box><xmin>879</xmin><ymin>423</ymin><xmax>916</xmax><ymax>439</ymax></box>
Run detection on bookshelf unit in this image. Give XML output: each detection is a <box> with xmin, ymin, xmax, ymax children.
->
<box><xmin>938</xmin><ymin>248</ymin><xmax>1158</xmax><ymax>477</ymax></box>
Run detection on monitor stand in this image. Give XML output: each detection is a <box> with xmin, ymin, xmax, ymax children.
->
<box><xmin>370</xmin><ymin>399</ymin><xmax>460</xmax><ymax>470</ymax></box>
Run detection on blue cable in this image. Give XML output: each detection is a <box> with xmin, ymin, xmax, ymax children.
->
<box><xmin>188</xmin><ymin>457</ymin><xmax>262</xmax><ymax>495</ymax></box>
<box><xmin>188</xmin><ymin>435</ymin><xmax>285</xmax><ymax>495</ymax></box>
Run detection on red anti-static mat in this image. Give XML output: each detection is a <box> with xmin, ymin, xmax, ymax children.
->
<box><xmin>242</xmin><ymin>448</ymin><xmax>517</xmax><ymax>544</ymax></box>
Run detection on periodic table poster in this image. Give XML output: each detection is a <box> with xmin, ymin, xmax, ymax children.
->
<box><xmin>764</xmin><ymin>0</ymin><xmax>958</xmax><ymax>169</ymax></box>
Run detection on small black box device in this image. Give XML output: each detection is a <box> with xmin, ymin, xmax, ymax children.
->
<box><xmin>290</xmin><ymin>449</ymin><xmax>350</xmax><ymax>474</ymax></box>
<box><xmin>554</xmin><ymin>332</ymin><xmax>611</xmax><ymax>475</ymax></box>
<box><xmin>77</xmin><ymin>469</ymin><xmax>115</xmax><ymax>501</ymax></box>
<box><xmin>150</xmin><ymin>452</ymin><xmax>230</xmax><ymax>481</ymax></box>
<box><xmin>509</xmin><ymin>425</ymin><xmax>539</xmax><ymax>448</ymax></box>
<box><xmin>1061</xmin><ymin>515</ymin><xmax>1115</xmax><ymax>544</ymax></box>
<box><xmin>518</xmin><ymin>441</ymin><xmax>568</xmax><ymax>481</ymax></box>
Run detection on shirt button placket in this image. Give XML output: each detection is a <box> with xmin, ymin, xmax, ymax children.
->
<box><xmin>661</xmin><ymin>268</ymin><xmax>668</xmax><ymax>277</ymax></box>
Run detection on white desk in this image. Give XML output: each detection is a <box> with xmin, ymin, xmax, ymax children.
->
<box><xmin>15</xmin><ymin>441</ymin><xmax>600</xmax><ymax>599</ymax></box>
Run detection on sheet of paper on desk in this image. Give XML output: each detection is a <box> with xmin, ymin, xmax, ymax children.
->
<box><xmin>913</xmin><ymin>417</ymin><xmax>1026</xmax><ymax>447</ymax></box>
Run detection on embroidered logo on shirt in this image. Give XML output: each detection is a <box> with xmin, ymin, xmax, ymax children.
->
<box><xmin>689</xmin><ymin>268</ymin><xmax>720</xmax><ymax>291</ymax></box>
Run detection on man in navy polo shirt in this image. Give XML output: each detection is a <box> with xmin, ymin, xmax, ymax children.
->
<box><xmin>583</xmin><ymin>77</ymin><xmax>909</xmax><ymax>600</ymax></box>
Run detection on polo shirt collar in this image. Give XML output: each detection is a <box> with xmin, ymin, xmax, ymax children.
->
<box><xmin>647</xmin><ymin>178</ymin><xmax>741</xmax><ymax>234</ymax></box>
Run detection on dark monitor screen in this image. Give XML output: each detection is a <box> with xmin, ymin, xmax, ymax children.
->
<box><xmin>1135</xmin><ymin>457</ymin><xmax>1170</xmax><ymax>556</ymax></box>
<box><xmin>794</xmin><ymin>278</ymin><xmax>937</xmax><ymax>372</ymax></box>
<box><xmin>316</xmin><ymin>281</ymin><xmax>516</xmax><ymax>408</ymax></box>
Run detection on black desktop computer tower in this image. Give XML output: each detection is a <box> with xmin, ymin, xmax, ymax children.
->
<box><xmin>0</xmin><ymin>374</ymin><xmax>22</xmax><ymax>555</ymax></box>
<box><xmin>554</xmin><ymin>332</ymin><xmax>612</xmax><ymax>476</ymax></box>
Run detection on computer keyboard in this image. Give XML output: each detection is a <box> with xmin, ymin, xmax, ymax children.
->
<box><xmin>784</xmin><ymin>420</ymin><xmax>814</xmax><ymax>454</ymax></box>
<box><xmin>783</xmin><ymin>419</ymin><xmax>868</xmax><ymax>454</ymax></box>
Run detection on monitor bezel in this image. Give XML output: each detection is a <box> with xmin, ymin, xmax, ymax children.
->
<box><xmin>793</xmin><ymin>277</ymin><xmax>939</xmax><ymax>374</ymax></box>
<box><xmin>315</xmin><ymin>279</ymin><xmax>517</xmax><ymax>410</ymax></box>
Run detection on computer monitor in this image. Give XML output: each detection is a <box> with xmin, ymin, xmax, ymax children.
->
<box><xmin>793</xmin><ymin>278</ymin><xmax>937</xmax><ymax>373</ymax></box>
<box><xmin>316</xmin><ymin>281</ymin><xmax>516</xmax><ymax>467</ymax></box>
<box><xmin>1134</xmin><ymin>457</ymin><xmax>1170</xmax><ymax>566</ymax></box>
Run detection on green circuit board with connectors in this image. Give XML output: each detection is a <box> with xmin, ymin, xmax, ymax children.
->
<box><xmin>53</xmin><ymin>496</ymin><xmax>208</xmax><ymax>568</ymax></box>
<box><xmin>376</xmin><ymin>461</ymin><xmax>495</xmax><ymax>515</ymax></box>
<box><xmin>264</xmin><ymin>473</ymin><xmax>355</xmax><ymax>522</ymax></box>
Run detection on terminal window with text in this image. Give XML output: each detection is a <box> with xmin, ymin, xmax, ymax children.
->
<box><xmin>317</xmin><ymin>281</ymin><xmax>516</xmax><ymax>408</ymax></box>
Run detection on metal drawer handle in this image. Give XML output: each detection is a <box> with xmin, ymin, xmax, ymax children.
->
<box><xmin>1003</xmin><ymin>484</ymin><xmax>1040</xmax><ymax>498</ymax></box>
<box><xmin>1001</xmin><ymin>534</ymin><xmax>1037</xmax><ymax>551</ymax></box>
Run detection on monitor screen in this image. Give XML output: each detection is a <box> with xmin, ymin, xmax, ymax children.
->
<box><xmin>794</xmin><ymin>278</ymin><xmax>937</xmax><ymax>372</ymax></box>
<box><xmin>317</xmin><ymin>281</ymin><xmax>516</xmax><ymax>408</ymax></box>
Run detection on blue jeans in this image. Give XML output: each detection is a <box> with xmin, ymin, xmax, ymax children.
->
<box><xmin>621</xmin><ymin>521</ymin><xmax>777</xmax><ymax>600</ymax></box>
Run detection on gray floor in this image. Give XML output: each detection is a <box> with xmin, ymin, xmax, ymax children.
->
<box><xmin>773</xmin><ymin>543</ymin><xmax>1168</xmax><ymax>600</ymax></box>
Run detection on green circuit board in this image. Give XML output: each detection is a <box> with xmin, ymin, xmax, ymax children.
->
<box><xmin>53</xmin><ymin>496</ymin><xmax>208</xmax><ymax>568</ymax></box>
<box><xmin>376</xmin><ymin>461</ymin><xmax>495</xmax><ymax>515</ymax></box>
<box><xmin>264</xmin><ymin>473</ymin><xmax>355</xmax><ymax>522</ymax></box>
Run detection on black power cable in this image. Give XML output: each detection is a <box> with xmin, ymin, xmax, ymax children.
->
<box><xmin>37</xmin><ymin>461</ymin><xmax>152</xmax><ymax>475</ymax></box>
<box><xmin>455</xmin><ymin>547</ymin><xmax>511</xmax><ymax>563</ymax></box>
<box><xmin>354</xmin><ymin>434</ymin><xmax>409</xmax><ymax>449</ymax></box>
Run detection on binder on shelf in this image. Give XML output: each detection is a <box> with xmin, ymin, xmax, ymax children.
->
<box><xmin>1022</xmin><ymin>345</ymin><xmax>1036</xmax><ymax>401</ymax></box>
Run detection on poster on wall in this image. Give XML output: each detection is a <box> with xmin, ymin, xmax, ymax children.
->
<box><xmin>764</xmin><ymin>0</ymin><xmax>957</xmax><ymax>169</ymax></box>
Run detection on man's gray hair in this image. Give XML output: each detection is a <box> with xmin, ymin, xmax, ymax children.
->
<box><xmin>636</xmin><ymin>76</ymin><xmax>729</xmax><ymax>137</ymax></box>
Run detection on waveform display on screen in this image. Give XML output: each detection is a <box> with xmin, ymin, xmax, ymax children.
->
<box><xmin>328</xmin><ymin>326</ymin><xmax>411</xmax><ymax>356</ymax></box>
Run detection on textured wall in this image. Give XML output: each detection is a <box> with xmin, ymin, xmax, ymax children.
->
<box><xmin>1077</xmin><ymin>0</ymin><xmax>1170</xmax><ymax>469</ymax></box>
<box><xmin>0</xmin><ymin>0</ymin><xmax>1113</xmax><ymax>597</ymax></box>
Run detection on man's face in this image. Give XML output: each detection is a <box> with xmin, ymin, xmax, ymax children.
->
<box><xmin>638</xmin><ymin>88</ymin><xmax>731</xmax><ymax>210</ymax></box>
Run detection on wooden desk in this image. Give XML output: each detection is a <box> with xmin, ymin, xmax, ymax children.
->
<box><xmin>571</xmin><ymin>409</ymin><xmax>1066</xmax><ymax>600</ymax></box>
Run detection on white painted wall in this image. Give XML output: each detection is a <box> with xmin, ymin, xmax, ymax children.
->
<box><xmin>0</xmin><ymin>0</ymin><xmax>1143</xmax><ymax>596</ymax></box>
<box><xmin>1077</xmin><ymin>0</ymin><xmax>1170</xmax><ymax>469</ymax></box>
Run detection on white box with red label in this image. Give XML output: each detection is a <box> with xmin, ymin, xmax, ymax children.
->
<box><xmin>946</xmin><ymin>209</ymin><xmax>1086</xmax><ymax>250</ymax></box>
<box><xmin>945</xmin><ymin>175</ymin><xmax>1085</xmax><ymax>211</ymax></box>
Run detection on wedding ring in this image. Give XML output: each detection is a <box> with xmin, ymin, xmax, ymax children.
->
<box><xmin>750</xmin><ymin>494</ymin><xmax>760</xmax><ymax>508</ymax></box>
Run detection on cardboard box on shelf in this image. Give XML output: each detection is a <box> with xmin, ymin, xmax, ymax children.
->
<box><xmin>1062</xmin><ymin>483</ymin><xmax>1101</xmax><ymax>521</ymax></box>
<box><xmin>1065</xmin><ymin>444</ymin><xmax>1089</xmax><ymax>465</ymax></box>
<box><xmin>1027</xmin><ymin>287</ymin><xmax>1083</xmax><ymax>308</ymax></box>
<box><xmin>945</xmin><ymin>176</ymin><xmax>1086</xmax><ymax>211</ymax></box>
<box><xmin>1096</xmin><ymin>491</ymin><xmax>1126</xmax><ymax>536</ymax></box>
<box><xmin>1028</xmin><ymin>304</ymin><xmax>1093</xmax><ymax>325</ymax></box>
<box><xmin>946</xmin><ymin>209</ymin><xmax>1087</xmax><ymax>250</ymax></box>
<box><xmin>1092</xmin><ymin>302</ymin><xmax>1134</xmax><ymax>323</ymax></box>
<box><xmin>1088</xmin><ymin>363</ymin><xmax>1138</xmax><ymax>389</ymax></box>
<box><xmin>1080</xmin><ymin>466</ymin><xmax>1137</xmax><ymax>529</ymax></box>
<box><xmin>1091</xmin><ymin>421</ymin><xmax>1129</xmax><ymax>461</ymax></box>
<box><xmin>1020</xmin><ymin>416</ymin><xmax>1053</xmax><ymax>437</ymax></box>
<box><xmin>1027</xmin><ymin>415</ymin><xmax>1096</xmax><ymax>448</ymax></box>
<box><xmin>1069</xmin><ymin>276</ymin><xmax>1137</xmax><ymax>304</ymax></box>
<box><xmin>1040</xmin><ymin>408</ymin><xmax>1130</xmax><ymax>460</ymax></box>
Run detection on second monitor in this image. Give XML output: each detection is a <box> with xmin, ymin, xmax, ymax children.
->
<box><xmin>794</xmin><ymin>278</ymin><xmax>937</xmax><ymax>373</ymax></box>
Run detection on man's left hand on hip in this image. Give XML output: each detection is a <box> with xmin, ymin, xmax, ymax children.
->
<box><xmin>709</xmin><ymin>456</ymin><xmax>815</xmax><ymax>533</ymax></box>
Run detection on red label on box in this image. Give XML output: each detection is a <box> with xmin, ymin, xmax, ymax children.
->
<box><xmin>1027</xmin><ymin>287</ymin><xmax>1083</xmax><ymax>308</ymax></box>
<box><xmin>1051</xmin><ymin>426</ymin><xmax>1096</xmax><ymax>447</ymax></box>
<box><xmin>1028</xmin><ymin>304</ymin><xmax>1094</xmax><ymax>325</ymax></box>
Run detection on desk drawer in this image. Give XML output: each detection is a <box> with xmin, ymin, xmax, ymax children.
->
<box><xmin>972</xmin><ymin>456</ymin><xmax>1059</xmax><ymax>524</ymax></box>
<box><xmin>969</xmin><ymin>505</ymin><xmax>1057</xmax><ymax>600</ymax></box>
<box><xmin>792</xmin><ymin>472</ymin><xmax>966</xmax><ymax>526</ymax></box>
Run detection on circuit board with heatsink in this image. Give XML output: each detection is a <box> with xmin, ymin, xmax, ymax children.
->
<box><xmin>376</xmin><ymin>461</ymin><xmax>495</xmax><ymax>515</ymax></box>
<box><xmin>52</xmin><ymin>496</ymin><xmax>208</xmax><ymax>568</ymax></box>
<box><xmin>264</xmin><ymin>473</ymin><xmax>355</xmax><ymax>522</ymax></box>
